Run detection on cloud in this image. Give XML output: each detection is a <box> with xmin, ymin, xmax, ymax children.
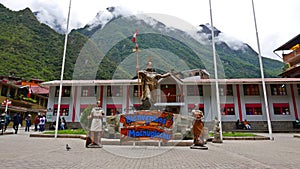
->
<box><xmin>88</xmin><ymin>6</ymin><xmax>132</xmax><ymax>30</ymax></box>
<box><xmin>216</xmin><ymin>33</ymin><xmax>247</xmax><ymax>51</ymax></box>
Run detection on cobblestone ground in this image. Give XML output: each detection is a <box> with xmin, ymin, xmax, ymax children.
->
<box><xmin>0</xmin><ymin>129</ymin><xmax>300</xmax><ymax>169</ymax></box>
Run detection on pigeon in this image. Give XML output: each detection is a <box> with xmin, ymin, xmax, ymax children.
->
<box><xmin>66</xmin><ymin>144</ymin><xmax>71</xmax><ymax>151</ymax></box>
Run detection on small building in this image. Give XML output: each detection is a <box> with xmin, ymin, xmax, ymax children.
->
<box><xmin>274</xmin><ymin>34</ymin><xmax>300</xmax><ymax>78</ymax></box>
<box><xmin>0</xmin><ymin>75</ymin><xmax>49</xmax><ymax>121</ymax></box>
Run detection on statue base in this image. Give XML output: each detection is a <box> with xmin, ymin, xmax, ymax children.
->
<box><xmin>87</xmin><ymin>144</ymin><xmax>103</xmax><ymax>148</ymax></box>
<box><xmin>212</xmin><ymin>132</ymin><xmax>223</xmax><ymax>143</ymax></box>
<box><xmin>190</xmin><ymin>144</ymin><xmax>208</xmax><ymax>150</ymax></box>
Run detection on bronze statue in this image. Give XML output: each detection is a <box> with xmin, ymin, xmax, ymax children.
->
<box><xmin>138</xmin><ymin>61</ymin><xmax>170</xmax><ymax>109</ymax></box>
<box><xmin>191</xmin><ymin>104</ymin><xmax>206</xmax><ymax>148</ymax></box>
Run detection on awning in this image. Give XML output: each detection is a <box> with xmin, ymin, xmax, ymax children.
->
<box><xmin>54</xmin><ymin>104</ymin><xmax>69</xmax><ymax>108</ymax></box>
<box><xmin>106</xmin><ymin>104</ymin><xmax>122</xmax><ymax>109</ymax></box>
<box><xmin>274</xmin><ymin>34</ymin><xmax>300</xmax><ymax>51</ymax></box>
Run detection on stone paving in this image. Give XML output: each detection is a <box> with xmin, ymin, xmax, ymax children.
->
<box><xmin>0</xmin><ymin>128</ymin><xmax>300</xmax><ymax>169</ymax></box>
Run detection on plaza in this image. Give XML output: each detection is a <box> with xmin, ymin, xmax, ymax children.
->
<box><xmin>0</xmin><ymin>128</ymin><xmax>299</xmax><ymax>169</ymax></box>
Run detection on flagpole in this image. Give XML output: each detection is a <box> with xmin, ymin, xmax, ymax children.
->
<box><xmin>209</xmin><ymin>0</ymin><xmax>223</xmax><ymax>141</ymax></box>
<box><xmin>55</xmin><ymin>0</ymin><xmax>72</xmax><ymax>138</ymax></box>
<box><xmin>133</xmin><ymin>30</ymin><xmax>140</xmax><ymax>104</ymax></box>
<box><xmin>251</xmin><ymin>0</ymin><xmax>273</xmax><ymax>140</ymax></box>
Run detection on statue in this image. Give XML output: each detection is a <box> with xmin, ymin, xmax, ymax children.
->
<box><xmin>190</xmin><ymin>105</ymin><xmax>208</xmax><ymax>149</ymax></box>
<box><xmin>138</xmin><ymin>61</ymin><xmax>170</xmax><ymax>110</ymax></box>
<box><xmin>87</xmin><ymin>101</ymin><xmax>105</xmax><ymax>148</ymax></box>
<box><xmin>212</xmin><ymin>116</ymin><xmax>222</xmax><ymax>143</ymax></box>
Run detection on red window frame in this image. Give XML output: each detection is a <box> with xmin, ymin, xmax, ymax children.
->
<box><xmin>55</xmin><ymin>86</ymin><xmax>71</xmax><ymax>97</ymax></box>
<box><xmin>53</xmin><ymin>104</ymin><xmax>69</xmax><ymax>116</ymax></box>
<box><xmin>273</xmin><ymin>103</ymin><xmax>290</xmax><ymax>115</ymax></box>
<box><xmin>221</xmin><ymin>104</ymin><xmax>235</xmax><ymax>115</ymax></box>
<box><xmin>270</xmin><ymin>84</ymin><xmax>287</xmax><ymax>95</ymax></box>
<box><xmin>245</xmin><ymin>103</ymin><xmax>262</xmax><ymax>115</ymax></box>
<box><xmin>243</xmin><ymin>84</ymin><xmax>259</xmax><ymax>96</ymax></box>
<box><xmin>106</xmin><ymin>104</ymin><xmax>122</xmax><ymax>116</ymax></box>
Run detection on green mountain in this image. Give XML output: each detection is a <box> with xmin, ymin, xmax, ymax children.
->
<box><xmin>0</xmin><ymin>4</ymin><xmax>284</xmax><ymax>81</ymax></box>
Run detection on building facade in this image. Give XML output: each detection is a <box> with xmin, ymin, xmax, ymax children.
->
<box><xmin>43</xmin><ymin>77</ymin><xmax>300</xmax><ymax>131</ymax></box>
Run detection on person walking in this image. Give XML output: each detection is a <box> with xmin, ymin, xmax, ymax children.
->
<box><xmin>25</xmin><ymin>115</ymin><xmax>31</xmax><ymax>132</ymax></box>
<box><xmin>33</xmin><ymin>115</ymin><xmax>40</xmax><ymax>131</ymax></box>
<box><xmin>13</xmin><ymin>113</ymin><xmax>21</xmax><ymax>134</ymax></box>
<box><xmin>39</xmin><ymin>115</ymin><xmax>46</xmax><ymax>132</ymax></box>
<box><xmin>4</xmin><ymin>113</ymin><xmax>10</xmax><ymax>132</ymax></box>
<box><xmin>61</xmin><ymin>117</ymin><xmax>66</xmax><ymax>130</ymax></box>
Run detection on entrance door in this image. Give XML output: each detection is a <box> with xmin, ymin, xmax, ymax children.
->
<box><xmin>161</xmin><ymin>84</ymin><xmax>176</xmax><ymax>102</ymax></box>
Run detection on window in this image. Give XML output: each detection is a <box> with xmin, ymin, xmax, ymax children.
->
<box><xmin>55</xmin><ymin>86</ymin><xmax>71</xmax><ymax>97</ymax></box>
<box><xmin>219</xmin><ymin>85</ymin><xmax>233</xmax><ymax>96</ymax></box>
<box><xmin>133</xmin><ymin>85</ymin><xmax>141</xmax><ymax>97</ymax></box>
<box><xmin>273</xmin><ymin>103</ymin><xmax>290</xmax><ymax>115</ymax></box>
<box><xmin>80</xmin><ymin>104</ymin><xmax>90</xmax><ymax>117</ymax></box>
<box><xmin>106</xmin><ymin>104</ymin><xmax>122</xmax><ymax>116</ymax></box>
<box><xmin>187</xmin><ymin>85</ymin><xmax>203</xmax><ymax>96</ymax></box>
<box><xmin>270</xmin><ymin>84</ymin><xmax>287</xmax><ymax>95</ymax></box>
<box><xmin>188</xmin><ymin>104</ymin><xmax>204</xmax><ymax>115</ymax></box>
<box><xmin>53</xmin><ymin>104</ymin><xmax>69</xmax><ymax>116</ymax></box>
<box><xmin>243</xmin><ymin>84</ymin><xmax>259</xmax><ymax>96</ymax></box>
<box><xmin>9</xmin><ymin>88</ymin><xmax>16</xmax><ymax>98</ymax></box>
<box><xmin>107</xmin><ymin>86</ymin><xmax>122</xmax><ymax>97</ymax></box>
<box><xmin>81</xmin><ymin>86</ymin><xmax>97</xmax><ymax>97</ymax></box>
<box><xmin>245</xmin><ymin>103</ymin><xmax>262</xmax><ymax>115</ymax></box>
<box><xmin>1</xmin><ymin>85</ymin><xmax>8</xmax><ymax>96</ymax></box>
<box><xmin>221</xmin><ymin>104</ymin><xmax>235</xmax><ymax>115</ymax></box>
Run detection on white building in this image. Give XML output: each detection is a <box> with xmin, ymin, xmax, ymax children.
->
<box><xmin>42</xmin><ymin>75</ymin><xmax>300</xmax><ymax>131</ymax></box>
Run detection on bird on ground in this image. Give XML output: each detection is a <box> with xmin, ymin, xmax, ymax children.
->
<box><xmin>66</xmin><ymin>144</ymin><xmax>71</xmax><ymax>151</ymax></box>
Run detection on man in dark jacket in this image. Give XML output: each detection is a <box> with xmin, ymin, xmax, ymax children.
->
<box><xmin>13</xmin><ymin>113</ymin><xmax>21</xmax><ymax>134</ymax></box>
<box><xmin>4</xmin><ymin>113</ymin><xmax>10</xmax><ymax>131</ymax></box>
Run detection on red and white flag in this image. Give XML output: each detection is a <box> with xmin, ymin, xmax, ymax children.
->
<box><xmin>27</xmin><ymin>85</ymin><xmax>32</xmax><ymax>98</ymax></box>
<box><xmin>1</xmin><ymin>99</ymin><xmax>11</xmax><ymax>107</ymax></box>
<box><xmin>132</xmin><ymin>29</ymin><xmax>138</xmax><ymax>43</ymax></box>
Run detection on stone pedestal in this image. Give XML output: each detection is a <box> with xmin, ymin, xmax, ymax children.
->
<box><xmin>87</xmin><ymin>144</ymin><xmax>103</xmax><ymax>148</ymax></box>
<box><xmin>212</xmin><ymin>132</ymin><xmax>223</xmax><ymax>143</ymax></box>
<box><xmin>190</xmin><ymin>144</ymin><xmax>208</xmax><ymax>150</ymax></box>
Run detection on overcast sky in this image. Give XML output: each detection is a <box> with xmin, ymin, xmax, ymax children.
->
<box><xmin>1</xmin><ymin>0</ymin><xmax>299</xmax><ymax>61</ymax></box>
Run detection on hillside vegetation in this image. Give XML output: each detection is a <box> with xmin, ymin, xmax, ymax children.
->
<box><xmin>0</xmin><ymin>4</ymin><xmax>284</xmax><ymax>81</ymax></box>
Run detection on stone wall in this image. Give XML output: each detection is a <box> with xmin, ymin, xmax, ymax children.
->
<box><xmin>221</xmin><ymin>121</ymin><xmax>297</xmax><ymax>132</ymax></box>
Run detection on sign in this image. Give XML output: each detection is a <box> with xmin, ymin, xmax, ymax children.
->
<box><xmin>120</xmin><ymin>111</ymin><xmax>173</xmax><ymax>142</ymax></box>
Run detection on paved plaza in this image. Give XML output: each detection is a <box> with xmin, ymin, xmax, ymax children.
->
<box><xmin>0</xmin><ymin>128</ymin><xmax>300</xmax><ymax>169</ymax></box>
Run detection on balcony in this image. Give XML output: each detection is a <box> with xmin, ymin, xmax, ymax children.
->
<box><xmin>283</xmin><ymin>47</ymin><xmax>300</xmax><ymax>66</ymax></box>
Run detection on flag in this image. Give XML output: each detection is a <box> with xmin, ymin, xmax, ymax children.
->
<box><xmin>27</xmin><ymin>85</ymin><xmax>32</xmax><ymax>98</ymax></box>
<box><xmin>132</xmin><ymin>29</ymin><xmax>138</xmax><ymax>43</ymax></box>
<box><xmin>1</xmin><ymin>99</ymin><xmax>11</xmax><ymax>107</ymax></box>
